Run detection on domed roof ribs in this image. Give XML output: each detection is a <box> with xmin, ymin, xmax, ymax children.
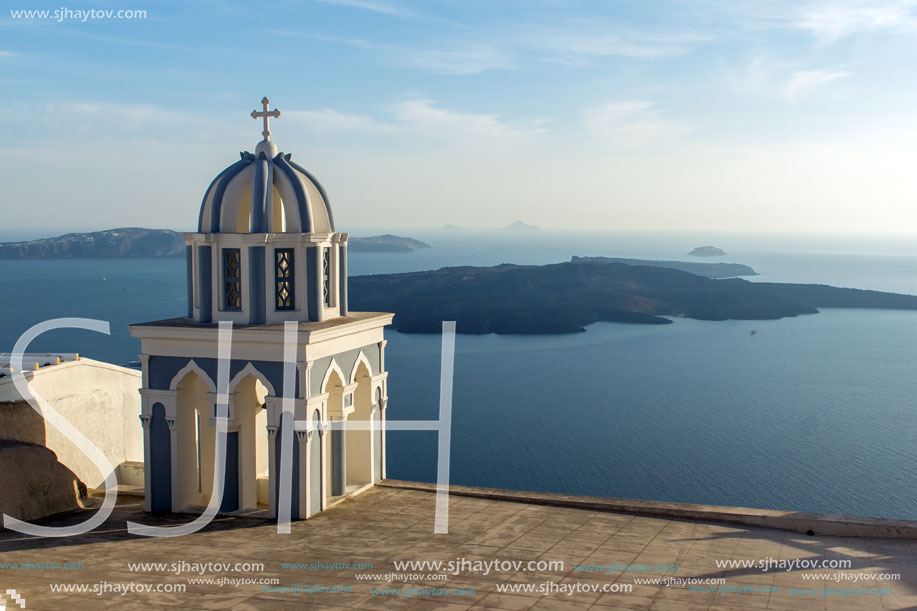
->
<box><xmin>208</xmin><ymin>157</ymin><xmax>252</xmax><ymax>233</ymax></box>
<box><xmin>288</xmin><ymin>158</ymin><xmax>335</xmax><ymax>232</ymax></box>
<box><xmin>271</xmin><ymin>159</ymin><xmax>304</xmax><ymax>232</ymax></box>
<box><xmin>274</xmin><ymin>154</ymin><xmax>313</xmax><ymax>233</ymax></box>
<box><xmin>250</xmin><ymin>154</ymin><xmax>272</xmax><ymax>233</ymax></box>
<box><xmin>264</xmin><ymin>159</ymin><xmax>277</xmax><ymax>233</ymax></box>
<box><xmin>198</xmin><ymin>152</ymin><xmax>333</xmax><ymax>235</ymax></box>
<box><xmin>217</xmin><ymin>164</ymin><xmax>255</xmax><ymax>231</ymax></box>
<box><xmin>198</xmin><ymin>155</ymin><xmax>247</xmax><ymax>232</ymax></box>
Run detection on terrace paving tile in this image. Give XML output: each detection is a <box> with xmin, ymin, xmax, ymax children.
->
<box><xmin>0</xmin><ymin>486</ymin><xmax>913</xmax><ymax>610</ymax></box>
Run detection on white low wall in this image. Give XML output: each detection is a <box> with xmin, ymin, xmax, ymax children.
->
<box><xmin>0</xmin><ymin>358</ymin><xmax>142</xmax><ymax>488</ymax></box>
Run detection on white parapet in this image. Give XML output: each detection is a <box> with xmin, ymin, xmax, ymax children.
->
<box><xmin>0</xmin><ymin>355</ymin><xmax>142</xmax><ymax>489</ymax></box>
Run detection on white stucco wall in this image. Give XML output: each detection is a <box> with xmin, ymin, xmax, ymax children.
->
<box><xmin>0</xmin><ymin>358</ymin><xmax>142</xmax><ymax>488</ymax></box>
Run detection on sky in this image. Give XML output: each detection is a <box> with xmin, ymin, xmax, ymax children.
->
<box><xmin>1</xmin><ymin>0</ymin><xmax>917</xmax><ymax>235</ymax></box>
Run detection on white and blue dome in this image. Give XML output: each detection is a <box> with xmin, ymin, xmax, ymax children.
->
<box><xmin>197</xmin><ymin>148</ymin><xmax>335</xmax><ymax>234</ymax></box>
<box><xmin>185</xmin><ymin>98</ymin><xmax>350</xmax><ymax>327</ymax></box>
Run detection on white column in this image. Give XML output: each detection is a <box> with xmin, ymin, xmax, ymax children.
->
<box><xmin>300</xmin><ymin>362</ymin><xmax>312</xmax><ymax>402</ymax></box>
<box><xmin>304</xmin><ymin>428</ymin><xmax>314</xmax><ymax>517</ymax></box>
<box><xmin>139</xmin><ymin>414</ymin><xmax>152</xmax><ymax>511</ymax></box>
<box><xmin>320</xmin><ymin>421</ymin><xmax>329</xmax><ymax>509</ymax></box>
<box><xmin>369</xmin><ymin>404</ymin><xmax>376</xmax><ymax>484</ymax></box>
<box><xmin>296</xmin><ymin>430</ymin><xmax>308</xmax><ymax>520</ymax></box>
<box><xmin>167</xmin><ymin>417</ymin><xmax>179</xmax><ymax>512</ymax></box>
<box><xmin>380</xmin><ymin>398</ymin><xmax>387</xmax><ymax>480</ymax></box>
<box><xmin>314</xmin><ymin>245</ymin><xmax>324</xmax><ymax>321</ymax></box>
<box><xmin>266</xmin><ymin>425</ymin><xmax>278</xmax><ymax>519</ymax></box>
<box><xmin>331</xmin><ymin>234</ymin><xmax>341</xmax><ymax>309</ymax></box>
<box><xmin>138</xmin><ymin>354</ymin><xmax>150</xmax><ymax>388</ymax></box>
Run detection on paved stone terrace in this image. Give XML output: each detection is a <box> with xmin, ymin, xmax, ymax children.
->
<box><xmin>0</xmin><ymin>485</ymin><xmax>915</xmax><ymax>610</ymax></box>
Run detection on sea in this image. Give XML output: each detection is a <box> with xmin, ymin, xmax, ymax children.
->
<box><xmin>1</xmin><ymin>230</ymin><xmax>916</xmax><ymax>520</ymax></box>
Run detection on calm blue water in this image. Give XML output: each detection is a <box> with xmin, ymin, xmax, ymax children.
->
<box><xmin>1</xmin><ymin>231</ymin><xmax>915</xmax><ymax>519</ymax></box>
<box><xmin>387</xmin><ymin>312</ymin><xmax>917</xmax><ymax>521</ymax></box>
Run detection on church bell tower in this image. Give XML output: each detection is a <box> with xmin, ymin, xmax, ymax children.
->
<box><xmin>190</xmin><ymin>97</ymin><xmax>348</xmax><ymax>325</ymax></box>
<box><xmin>130</xmin><ymin>98</ymin><xmax>392</xmax><ymax>521</ymax></box>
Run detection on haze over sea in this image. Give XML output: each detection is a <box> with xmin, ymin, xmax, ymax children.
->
<box><xmin>1</xmin><ymin>230</ymin><xmax>915</xmax><ymax>520</ymax></box>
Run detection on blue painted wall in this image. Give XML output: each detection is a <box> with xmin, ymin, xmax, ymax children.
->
<box><xmin>331</xmin><ymin>427</ymin><xmax>345</xmax><ymax>496</ymax></box>
<box><xmin>250</xmin><ymin>158</ymin><xmax>270</xmax><ymax>233</ymax></box>
<box><xmin>309</xmin><ymin>344</ymin><xmax>381</xmax><ymax>397</ymax></box>
<box><xmin>306</xmin><ymin>246</ymin><xmax>318</xmax><ymax>322</ymax></box>
<box><xmin>197</xmin><ymin>245</ymin><xmax>212</xmax><ymax>323</ymax></box>
<box><xmin>248</xmin><ymin>246</ymin><xmax>265</xmax><ymax>325</ymax></box>
<box><xmin>148</xmin><ymin>356</ymin><xmax>294</xmax><ymax>398</ymax></box>
<box><xmin>185</xmin><ymin>246</ymin><xmax>194</xmax><ymax>318</ymax></box>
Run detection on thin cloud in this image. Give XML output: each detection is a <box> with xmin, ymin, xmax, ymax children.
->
<box><xmin>399</xmin><ymin>44</ymin><xmax>514</xmax><ymax>75</ymax></box>
<box><xmin>797</xmin><ymin>0</ymin><xmax>917</xmax><ymax>41</ymax></box>
<box><xmin>281</xmin><ymin>99</ymin><xmax>543</xmax><ymax>143</ymax></box>
<box><xmin>729</xmin><ymin>55</ymin><xmax>853</xmax><ymax>104</ymax></box>
<box><xmin>784</xmin><ymin>69</ymin><xmax>850</xmax><ymax>102</ymax></box>
<box><xmin>731</xmin><ymin>54</ymin><xmax>778</xmax><ymax>94</ymax></box>
<box><xmin>583</xmin><ymin>101</ymin><xmax>694</xmax><ymax>147</ymax></box>
<box><xmin>274</xmin><ymin>31</ymin><xmax>375</xmax><ymax>48</ymax></box>
<box><xmin>513</xmin><ymin>23</ymin><xmax>707</xmax><ymax>63</ymax></box>
<box><xmin>391</xmin><ymin>98</ymin><xmax>544</xmax><ymax>139</ymax></box>
<box><xmin>283</xmin><ymin>108</ymin><xmax>394</xmax><ymax>131</ymax></box>
<box><xmin>275</xmin><ymin>31</ymin><xmax>513</xmax><ymax>75</ymax></box>
<box><xmin>31</xmin><ymin>101</ymin><xmax>185</xmax><ymax>127</ymax></box>
<box><xmin>686</xmin><ymin>1</ymin><xmax>917</xmax><ymax>42</ymax></box>
<box><xmin>68</xmin><ymin>31</ymin><xmax>192</xmax><ymax>51</ymax></box>
<box><xmin>276</xmin><ymin>20</ymin><xmax>704</xmax><ymax>76</ymax></box>
<box><xmin>313</xmin><ymin>0</ymin><xmax>417</xmax><ymax>18</ymax></box>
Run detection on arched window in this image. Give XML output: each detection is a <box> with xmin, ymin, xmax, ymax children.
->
<box><xmin>223</xmin><ymin>248</ymin><xmax>242</xmax><ymax>311</ymax></box>
<box><xmin>274</xmin><ymin>248</ymin><xmax>294</xmax><ymax>310</ymax></box>
<box><xmin>322</xmin><ymin>247</ymin><xmax>331</xmax><ymax>307</ymax></box>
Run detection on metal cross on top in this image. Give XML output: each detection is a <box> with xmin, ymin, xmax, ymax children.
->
<box><xmin>251</xmin><ymin>96</ymin><xmax>281</xmax><ymax>141</ymax></box>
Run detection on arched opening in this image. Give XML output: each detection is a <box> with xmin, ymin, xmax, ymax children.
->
<box><xmin>234</xmin><ymin>374</ymin><xmax>271</xmax><ymax>511</ymax></box>
<box><xmin>346</xmin><ymin>361</ymin><xmax>373</xmax><ymax>489</ymax></box>
<box><xmin>323</xmin><ymin>368</ymin><xmax>345</xmax><ymax>500</ymax></box>
<box><xmin>175</xmin><ymin>370</ymin><xmax>215</xmax><ymax>511</ymax></box>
